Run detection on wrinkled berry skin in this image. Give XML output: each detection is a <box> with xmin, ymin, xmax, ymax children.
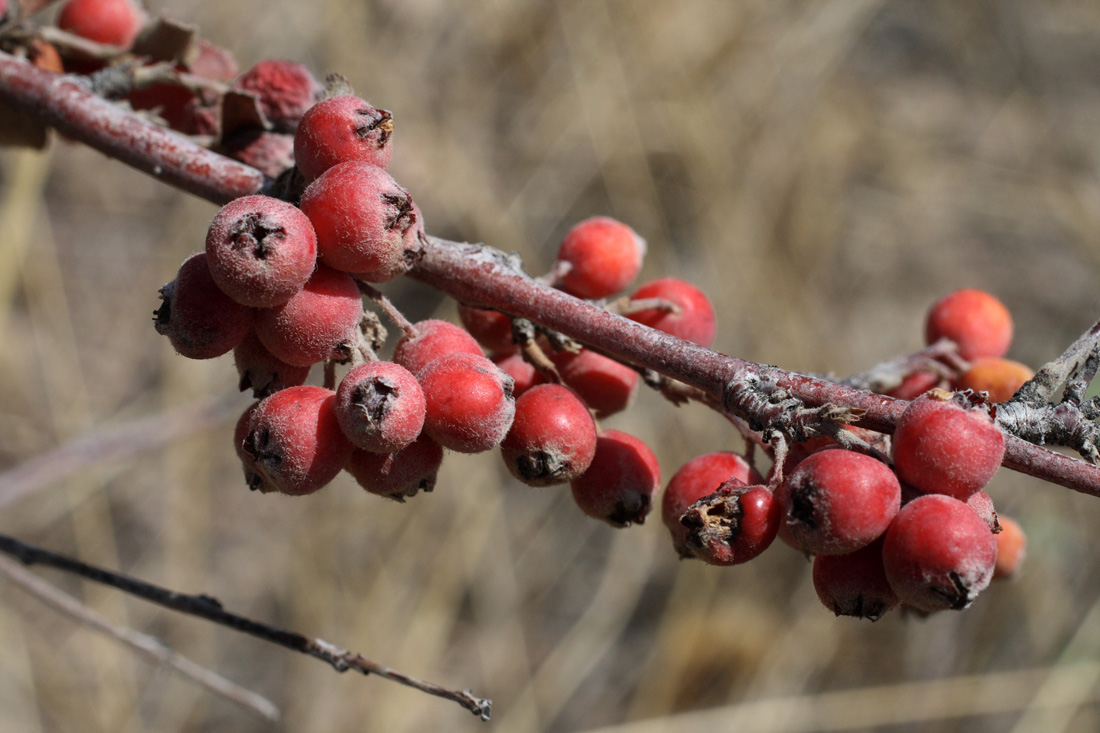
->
<box><xmin>662</xmin><ymin>451</ymin><xmax>763</xmax><ymax>557</ymax></box>
<box><xmin>254</xmin><ymin>265</ymin><xmax>363</xmax><ymax>367</ymax></box>
<box><xmin>812</xmin><ymin>538</ymin><xmax>898</xmax><ymax>621</ymax></box>
<box><xmin>681</xmin><ymin>483</ymin><xmax>780</xmax><ymax>565</ymax></box>
<box><xmin>336</xmin><ymin>362</ymin><xmax>425</xmax><ymax>454</ymax></box>
<box><xmin>243</xmin><ymin>386</ymin><xmax>354</xmax><ymax>496</ymax></box>
<box><xmin>556</xmin><ymin>216</ymin><xmax>646</xmax><ymax>299</ymax></box>
<box><xmin>570</xmin><ymin>430</ymin><xmax>660</xmax><ymax>527</ymax></box>
<box><xmin>233</xmin><ymin>59</ymin><xmax>320</xmax><ymax>132</ymax></box>
<box><xmin>500</xmin><ymin>384</ymin><xmax>597</xmax><ymax>487</ymax></box>
<box><xmin>154</xmin><ymin>253</ymin><xmax>253</xmax><ymax>360</ymax></box>
<box><xmin>892</xmin><ymin>390</ymin><xmax>1005</xmax><ymax>501</ymax></box>
<box><xmin>393</xmin><ymin>319</ymin><xmax>483</xmax><ymax>376</ymax></box>
<box><xmin>300</xmin><ymin>161</ymin><xmax>423</xmax><ymax>279</ymax></box>
<box><xmin>346</xmin><ymin>434</ymin><xmax>444</xmax><ymax>501</ymax></box>
<box><xmin>295</xmin><ymin>95</ymin><xmax>394</xmax><ymax>182</ymax></box>
<box><xmin>627</xmin><ymin>277</ymin><xmax>717</xmax><ymax>348</ymax></box>
<box><xmin>775</xmin><ymin>450</ymin><xmax>900</xmax><ymax>555</ymax></box>
<box><xmin>882</xmin><ymin>494</ymin><xmax>997</xmax><ymax>612</ymax></box>
<box><xmin>419</xmin><ymin>353</ymin><xmax>516</xmax><ymax>453</ymax></box>
<box><xmin>925</xmin><ymin>288</ymin><xmax>1013</xmax><ymax>361</ymax></box>
<box><xmin>205</xmin><ymin>195</ymin><xmax>317</xmax><ymax>308</ymax></box>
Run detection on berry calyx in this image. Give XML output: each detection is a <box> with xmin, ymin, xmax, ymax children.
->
<box><xmin>299</xmin><ymin>161</ymin><xmax>423</xmax><ymax>279</ymax></box>
<box><xmin>500</xmin><ymin>384</ymin><xmax>597</xmax><ymax>486</ymax></box>
<box><xmin>882</xmin><ymin>493</ymin><xmax>997</xmax><ymax>612</ymax></box>
<box><xmin>662</xmin><ymin>451</ymin><xmax>763</xmax><ymax>557</ymax></box>
<box><xmin>892</xmin><ymin>389</ymin><xmax>1005</xmax><ymax>501</ymax></box>
<box><xmin>626</xmin><ymin>277</ymin><xmax>717</xmax><ymax>348</ymax></box>
<box><xmin>335</xmin><ymin>361</ymin><xmax>426</xmax><ymax>453</ymax></box>
<box><xmin>154</xmin><ymin>253</ymin><xmax>254</xmax><ymax>360</ymax></box>
<box><xmin>925</xmin><ymin>288</ymin><xmax>1013</xmax><ymax>361</ymax></box>
<box><xmin>555</xmin><ymin>216</ymin><xmax>645</xmax><ymax>299</ymax></box>
<box><xmin>205</xmin><ymin>195</ymin><xmax>317</xmax><ymax>308</ymax></box>
<box><xmin>242</xmin><ymin>386</ymin><xmax>354</xmax><ymax>496</ymax></box>
<box><xmin>419</xmin><ymin>352</ymin><xmax>516</xmax><ymax>453</ymax></box>
<box><xmin>681</xmin><ymin>483</ymin><xmax>781</xmax><ymax>565</ymax></box>
<box><xmin>294</xmin><ymin>95</ymin><xmax>394</xmax><ymax>182</ymax></box>
<box><xmin>569</xmin><ymin>430</ymin><xmax>660</xmax><ymax>527</ymax></box>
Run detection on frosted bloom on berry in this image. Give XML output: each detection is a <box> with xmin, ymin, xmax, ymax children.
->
<box><xmin>336</xmin><ymin>361</ymin><xmax>426</xmax><ymax>453</ymax></box>
<box><xmin>346</xmin><ymin>434</ymin><xmax>444</xmax><ymax>501</ymax></box>
<box><xmin>295</xmin><ymin>95</ymin><xmax>394</xmax><ymax>182</ymax></box>
<box><xmin>626</xmin><ymin>277</ymin><xmax>717</xmax><ymax>348</ymax></box>
<box><xmin>419</xmin><ymin>353</ymin><xmax>515</xmax><ymax>453</ymax></box>
<box><xmin>154</xmin><ymin>253</ymin><xmax>253</xmax><ymax>360</ymax></box>
<box><xmin>393</xmin><ymin>319</ymin><xmax>483</xmax><ymax>376</ymax></box>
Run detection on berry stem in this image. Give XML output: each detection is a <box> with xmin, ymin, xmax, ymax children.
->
<box><xmin>0</xmin><ymin>533</ymin><xmax>492</xmax><ymax>720</ymax></box>
<box><xmin>356</xmin><ymin>280</ymin><xmax>417</xmax><ymax>338</ymax></box>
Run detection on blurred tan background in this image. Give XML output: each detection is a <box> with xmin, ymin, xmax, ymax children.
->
<box><xmin>3</xmin><ymin>0</ymin><xmax>1100</xmax><ymax>731</ymax></box>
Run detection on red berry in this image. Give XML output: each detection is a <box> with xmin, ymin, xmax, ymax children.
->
<box><xmin>954</xmin><ymin>357</ymin><xmax>1033</xmax><ymax>403</ymax></box>
<box><xmin>925</xmin><ymin>289</ymin><xmax>1013</xmax><ymax>361</ymax></box>
<box><xmin>662</xmin><ymin>451</ymin><xmax>763</xmax><ymax>557</ymax></box>
<box><xmin>220</xmin><ymin>130</ymin><xmax>296</xmax><ymax>179</ymax></box>
<box><xmin>234</xmin><ymin>402</ymin><xmax>261</xmax><ymax>489</ymax></box>
<box><xmin>419</xmin><ymin>353</ymin><xmax>515</xmax><ymax>453</ymax></box>
<box><xmin>492</xmin><ymin>353</ymin><xmax>544</xmax><ymax>397</ymax></box>
<box><xmin>299</xmin><ymin>161</ymin><xmax>423</xmax><ymax>279</ymax></box>
<box><xmin>294</xmin><ymin>95</ymin><xmax>394</xmax><ymax>182</ymax></box>
<box><xmin>885</xmin><ymin>371</ymin><xmax>941</xmax><ymax>400</ymax></box>
<box><xmin>892</xmin><ymin>390</ymin><xmax>1005</xmax><ymax>500</ymax></box>
<box><xmin>457</xmin><ymin>304</ymin><xmax>515</xmax><ymax>355</ymax></box>
<box><xmin>233</xmin><ymin>59</ymin><xmax>320</xmax><ymax>132</ymax></box>
<box><xmin>555</xmin><ymin>216</ymin><xmax>645</xmax><ymax>299</ymax></box>
<box><xmin>154</xmin><ymin>253</ymin><xmax>253</xmax><ymax>360</ymax></box>
<box><xmin>812</xmin><ymin>538</ymin><xmax>898</xmax><ymax>620</ymax></box>
<box><xmin>242</xmin><ymin>386</ymin><xmax>354</xmax><ymax>496</ymax></box>
<box><xmin>965</xmin><ymin>489</ymin><xmax>1001</xmax><ymax>533</ymax></box>
<box><xmin>681</xmin><ymin>482</ymin><xmax>780</xmax><ymax>565</ymax></box>
<box><xmin>346</xmin><ymin>434</ymin><xmax>444</xmax><ymax>501</ymax></box>
<box><xmin>882</xmin><ymin>494</ymin><xmax>997</xmax><ymax>612</ymax></box>
<box><xmin>58</xmin><ymin>0</ymin><xmax>144</xmax><ymax>48</ymax></box>
<box><xmin>570</xmin><ymin>430</ymin><xmax>660</xmax><ymax>527</ymax></box>
<box><xmin>774</xmin><ymin>450</ymin><xmax>901</xmax><ymax>555</ymax></box>
<box><xmin>993</xmin><ymin>516</ymin><xmax>1027</xmax><ymax>580</ymax></box>
<box><xmin>335</xmin><ymin>361</ymin><xmax>425</xmax><ymax>453</ymax></box>
<box><xmin>233</xmin><ymin>330</ymin><xmax>311</xmax><ymax>398</ymax></box>
<box><xmin>626</xmin><ymin>277</ymin><xmax>717</xmax><ymax>348</ymax></box>
<box><xmin>500</xmin><ymin>384</ymin><xmax>597</xmax><ymax>486</ymax></box>
<box><xmin>254</xmin><ymin>264</ymin><xmax>363</xmax><ymax>367</ymax></box>
<box><xmin>393</xmin><ymin>319</ymin><xmax>483</xmax><ymax>376</ymax></box>
<box><xmin>551</xmin><ymin>348</ymin><xmax>638</xmax><ymax>418</ymax></box>
<box><xmin>205</xmin><ymin>195</ymin><xmax>317</xmax><ymax>308</ymax></box>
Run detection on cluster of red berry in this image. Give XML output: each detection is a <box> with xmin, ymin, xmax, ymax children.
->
<box><xmin>662</xmin><ymin>288</ymin><xmax>1028</xmax><ymax>620</ymax></box>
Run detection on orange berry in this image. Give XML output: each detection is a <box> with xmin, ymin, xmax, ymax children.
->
<box><xmin>955</xmin><ymin>358</ymin><xmax>1033</xmax><ymax>403</ymax></box>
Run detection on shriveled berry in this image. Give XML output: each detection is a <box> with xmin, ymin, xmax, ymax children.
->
<box><xmin>993</xmin><ymin>516</ymin><xmax>1027</xmax><ymax>579</ymax></box>
<box><xmin>882</xmin><ymin>494</ymin><xmax>997</xmax><ymax>612</ymax></box>
<box><xmin>419</xmin><ymin>353</ymin><xmax>515</xmax><ymax>453</ymax></box>
<box><xmin>58</xmin><ymin>0</ymin><xmax>144</xmax><ymax>48</ymax></box>
<box><xmin>233</xmin><ymin>330</ymin><xmax>311</xmax><ymax>398</ymax></box>
<box><xmin>555</xmin><ymin>217</ymin><xmax>645</xmax><ymax>299</ymax></box>
<box><xmin>300</xmin><ymin>161</ymin><xmax>423</xmax><ymax>279</ymax></box>
<box><xmin>346</xmin><ymin>434</ymin><xmax>443</xmax><ymax>501</ymax></box>
<box><xmin>662</xmin><ymin>451</ymin><xmax>763</xmax><ymax>557</ymax></box>
<box><xmin>774</xmin><ymin>450</ymin><xmax>901</xmax><ymax>555</ymax></box>
<box><xmin>294</xmin><ymin>95</ymin><xmax>394</xmax><ymax>182</ymax></box>
<box><xmin>500</xmin><ymin>384</ymin><xmax>597</xmax><ymax>486</ymax></box>
<box><xmin>551</xmin><ymin>348</ymin><xmax>638</xmax><ymax>418</ymax></box>
<box><xmin>458</xmin><ymin>304</ymin><xmax>515</xmax><ymax>355</ymax></box>
<box><xmin>393</xmin><ymin>319</ymin><xmax>483</xmax><ymax>376</ymax></box>
<box><xmin>570</xmin><ymin>430</ymin><xmax>660</xmax><ymax>527</ymax></box>
<box><xmin>243</xmin><ymin>386</ymin><xmax>353</xmax><ymax>495</ymax></box>
<box><xmin>492</xmin><ymin>353</ymin><xmax>545</xmax><ymax>397</ymax></box>
<box><xmin>925</xmin><ymin>289</ymin><xmax>1013</xmax><ymax>361</ymax></box>
<box><xmin>233</xmin><ymin>59</ymin><xmax>320</xmax><ymax>132</ymax></box>
<box><xmin>681</xmin><ymin>483</ymin><xmax>780</xmax><ymax>565</ymax></box>
<box><xmin>955</xmin><ymin>358</ymin><xmax>1033</xmax><ymax>403</ymax></box>
<box><xmin>336</xmin><ymin>361</ymin><xmax>425</xmax><ymax>453</ymax></box>
<box><xmin>812</xmin><ymin>538</ymin><xmax>898</xmax><ymax>620</ymax></box>
<box><xmin>626</xmin><ymin>277</ymin><xmax>717</xmax><ymax>348</ymax></box>
<box><xmin>205</xmin><ymin>195</ymin><xmax>317</xmax><ymax>308</ymax></box>
<box><xmin>154</xmin><ymin>253</ymin><xmax>253</xmax><ymax>359</ymax></box>
<box><xmin>254</xmin><ymin>264</ymin><xmax>363</xmax><ymax>367</ymax></box>
<box><xmin>892</xmin><ymin>390</ymin><xmax>1005</xmax><ymax>500</ymax></box>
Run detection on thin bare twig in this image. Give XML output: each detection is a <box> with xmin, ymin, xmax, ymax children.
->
<box><xmin>0</xmin><ymin>534</ymin><xmax>492</xmax><ymax>720</ymax></box>
<box><xmin>0</xmin><ymin>553</ymin><xmax>279</xmax><ymax>721</ymax></box>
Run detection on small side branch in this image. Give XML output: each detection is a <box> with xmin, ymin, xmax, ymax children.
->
<box><xmin>0</xmin><ymin>534</ymin><xmax>492</xmax><ymax>721</ymax></box>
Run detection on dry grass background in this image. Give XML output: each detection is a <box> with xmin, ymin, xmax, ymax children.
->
<box><xmin>2</xmin><ymin>0</ymin><xmax>1100</xmax><ymax>731</ymax></box>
